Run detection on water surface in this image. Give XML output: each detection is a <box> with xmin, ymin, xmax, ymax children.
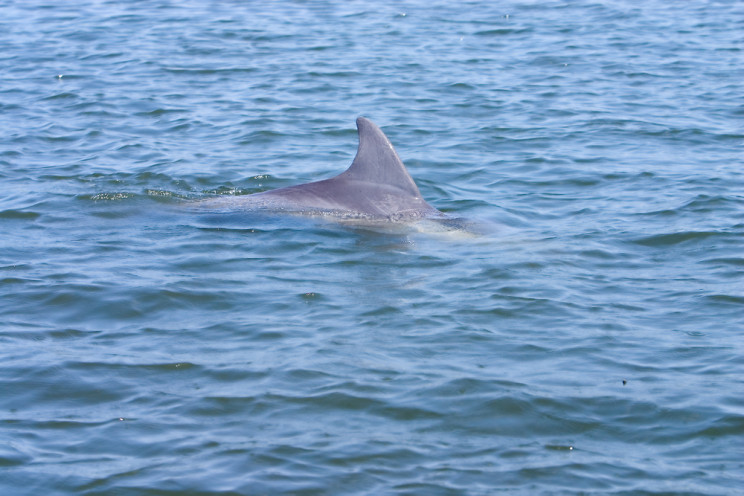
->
<box><xmin>1</xmin><ymin>1</ymin><xmax>742</xmax><ymax>494</ymax></box>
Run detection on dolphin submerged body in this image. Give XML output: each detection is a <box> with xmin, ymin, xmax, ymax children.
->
<box><xmin>196</xmin><ymin>117</ymin><xmax>449</xmax><ymax>223</ymax></box>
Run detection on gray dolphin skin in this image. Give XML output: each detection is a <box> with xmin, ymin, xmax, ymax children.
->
<box><xmin>199</xmin><ymin>117</ymin><xmax>447</xmax><ymax>222</ymax></box>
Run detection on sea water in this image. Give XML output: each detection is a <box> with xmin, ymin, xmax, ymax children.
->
<box><xmin>0</xmin><ymin>1</ymin><xmax>742</xmax><ymax>494</ymax></box>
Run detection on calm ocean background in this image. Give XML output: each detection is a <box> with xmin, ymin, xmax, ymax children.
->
<box><xmin>1</xmin><ymin>1</ymin><xmax>742</xmax><ymax>494</ymax></box>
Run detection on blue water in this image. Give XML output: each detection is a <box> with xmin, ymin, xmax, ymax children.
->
<box><xmin>1</xmin><ymin>1</ymin><xmax>743</xmax><ymax>494</ymax></box>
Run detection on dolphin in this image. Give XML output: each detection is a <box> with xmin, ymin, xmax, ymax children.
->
<box><xmin>197</xmin><ymin>117</ymin><xmax>448</xmax><ymax>223</ymax></box>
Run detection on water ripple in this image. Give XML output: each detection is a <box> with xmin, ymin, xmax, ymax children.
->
<box><xmin>0</xmin><ymin>0</ymin><xmax>742</xmax><ymax>494</ymax></box>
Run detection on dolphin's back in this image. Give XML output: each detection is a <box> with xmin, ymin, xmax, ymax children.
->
<box><xmin>200</xmin><ymin>117</ymin><xmax>443</xmax><ymax>221</ymax></box>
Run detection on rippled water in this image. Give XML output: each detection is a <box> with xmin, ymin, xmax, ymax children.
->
<box><xmin>1</xmin><ymin>1</ymin><xmax>742</xmax><ymax>494</ymax></box>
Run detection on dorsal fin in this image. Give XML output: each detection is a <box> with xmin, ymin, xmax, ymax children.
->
<box><xmin>339</xmin><ymin>117</ymin><xmax>423</xmax><ymax>198</ymax></box>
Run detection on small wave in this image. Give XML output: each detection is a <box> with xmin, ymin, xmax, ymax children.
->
<box><xmin>134</xmin><ymin>108</ymin><xmax>188</xmax><ymax>117</ymax></box>
<box><xmin>161</xmin><ymin>66</ymin><xmax>259</xmax><ymax>75</ymax></box>
<box><xmin>701</xmin><ymin>257</ymin><xmax>744</xmax><ymax>267</ymax></box>
<box><xmin>632</xmin><ymin>230</ymin><xmax>724</xmax><ymax>247</ymax></box>
<box><xmin>474</xmin><ymin>28</ymin><xmax>531</xmax><ymax>36</ymax></box>
<box><xmin>42</xmin><ymin>91</ymin><xmax>78</xmax><ymax>101</ymax></box>
<box><xmin>705</xmin><ymin>294</ymin><xmax>744</xmax><ymax>305</ymax></box>
<box><xmin>0</xmin><ymin>209</ymin><xmax>40</xmax><ymax>220</ymax></box>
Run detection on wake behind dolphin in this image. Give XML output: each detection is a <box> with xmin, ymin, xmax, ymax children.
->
<box><xmin>196</xmin><ymin>117</ymin><xmax>450</xmax><ymax>224</ymax></box>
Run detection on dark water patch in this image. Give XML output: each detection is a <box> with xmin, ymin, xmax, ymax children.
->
<box><xmin>237</xmin><ymin>129</ymin><xmax>287</xmax><ymax>145</ymax></box>
<box><xmin>497</xmin><ymin>175</ymin><xmax>604</xmax><ymax>189</ymax></box>
<box><xmin>701</xmin><ymin>257</ymin><xmax>744</xmax><ymax>267</ymax></box>
<box><xmin>307</xmin><ymin>70</ymin><xmax>362</xmax><ymax>78</ymax></box>
<box><xmin>704</xmin><ymin>294</ymin><xmax>744</xmax><ymax>306</ymax></box>
<box><xmin>0</xmin><ymin>209</ymin><xmax>40</xmax><ymax>220</ymax></box>
<box><xmin>42</xmin><ymin>91</ymin><xmax>78</xmax><ymax>101</ymax></box>
<box><xmin>5</xmin><ymin>418</ymin><xmax>112</xmax><ymax>430</ymax></box>
<box><xmin>0</xmin><ymin>445</ymin><xmax>31</xmax><ymax>467</ymax></box>
<box><xmin>446</xmin><ymin>82</ymin><xmax>476</xmax><ymax>91</ymax></box>
<box><xmin>577</xmin><ymin>249</ymin><xmax>619</xmax><ymax>260</ymax></box>
<box><xmin>162</xmin><ymin>66</ymin><xmax>259</xmax><ymax>75</ymax></box>
<box><xmin>681</xmin><ymin>194</ymin><xmax>743</xmax><ymax>213</ymax></box>
<box><xmin>474</xmin><ymin>27</ymin><xmax>531</xmax><ymax>37</ymax></box>
<box><xmin>544</xmin><ymin>444</ymin><xmax>574</xmax><ymax>451</ymax></box>
<box><xmin>44</xmin><ymin>328</ymin><xmax>98</xmax><ymax>340</ymax></box>
<box><xmin>67</xmin><ymin>361</ymin><xmax>201</xmax><ymax>374</ymax></box>
<box><xmin>632</xmin><ymin>230</ymin><xmax>727</xmax><ymax>247</ymax></box>
<box><xmin>134</xmin><ymin>108</ymin><xmax>188</xmax><ymax>118</ymax></box>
